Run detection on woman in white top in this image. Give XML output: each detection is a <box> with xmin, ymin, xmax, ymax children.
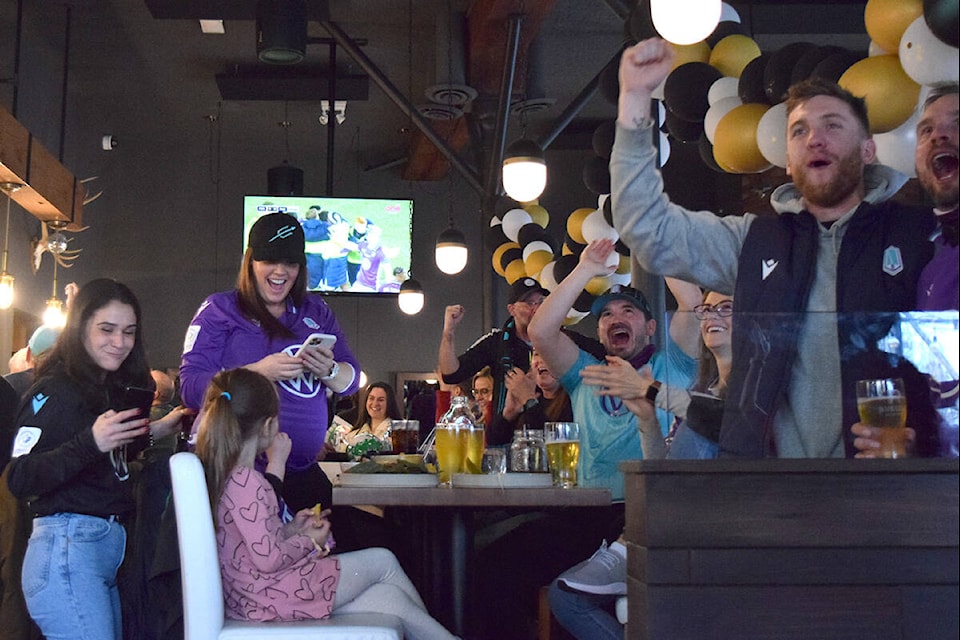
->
<box><xmin>344</xmin><ymin>382</ymin><xmax>403</xmax><ymax>449</ymax></box>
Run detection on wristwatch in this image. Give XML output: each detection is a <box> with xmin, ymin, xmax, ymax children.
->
<box><xmin>644</xmin><ymin>380</ymin><xmax>662</xmax><ymax>403</ymax></box>
<box><xmin>522</xmin><ymin>398</ymin><xmax>540</xmax><ymax>412</ymax></box>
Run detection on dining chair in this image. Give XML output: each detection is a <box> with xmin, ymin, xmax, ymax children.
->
<box><xmin>169</xmin><ymin>451</ymin><xmax>403</xmax><ymax>640</ymax></box>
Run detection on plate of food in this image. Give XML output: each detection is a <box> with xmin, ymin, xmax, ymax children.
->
<box><xmin>337</xmin><ymin>458</ymin><xmax>438</xmax><ymax>487</ymax></box>
<box><xmin>452</xmin><ymin>473</ymin><xmax>553</xmax><ymax>488</ymax></box>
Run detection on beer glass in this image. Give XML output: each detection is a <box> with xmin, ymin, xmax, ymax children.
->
<box><xmin>390</xmin><ymin>420</ymin><xmax>420</xmax><ymax>454</ymax></box>
<box><xmin>459</xmin><ymin>425</ymin><xmax>485</xmax><ymax>474</ymax></box>
<box><xmin>434</xmin><ymin>424</ymin><xmax>463</xmax><ymax>486</ymax></box>
<box><xmin>544</xmin><ymin>422</ymin><xmax>580</xmax><ymax>488</ymax></box>
<box><xmin>855</xmin><ymin>378</ymin><xmax>908</xmax><ymax>458</ymax></box>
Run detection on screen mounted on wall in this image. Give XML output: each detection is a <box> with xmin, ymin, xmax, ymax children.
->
<box><xmin>243</xmin><ymin>195</ymin><xmax>413</xmax><ymax>295</ymax></box>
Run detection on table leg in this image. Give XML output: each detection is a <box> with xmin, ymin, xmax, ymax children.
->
<box><xmin>423</xmin><ymin>509</ymin><xmax>472</xmax><ymax>638</ymax></box>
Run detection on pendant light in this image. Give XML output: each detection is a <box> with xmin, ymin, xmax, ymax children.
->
<box><xmin>256</xmin><ymin>0</ymin><xmax>307</xmax><ymax>64</ymax></box>
<box><xmin>398</xmin><ymin>277</ymin><xmax>425</xmax><ymax>315</ymax></box>
<box><xmin>0</xmin><ymin>182</ymin><xmax>23</xmax><ymax>310</ymax></box>
<box><xmin>42</xmin><ymin>257</ymin><xmax>65</xmax><ymax>327</ymax></box>
<box><xmin>502</xmin><ymin>138</ymin><xmax>546</xmax><ymax>203</ymax></box>
<box><xmin>435</xmin><ymin>222</ymin><xmax>468</xmax><ymax>274</ymax></box>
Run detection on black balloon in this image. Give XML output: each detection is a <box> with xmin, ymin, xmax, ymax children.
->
<box><xmin>790</xmin><ymin>45</ymin><xmax>847</xmax><ymax>85</ymax></box>
<box><xmin>582</xmin><ymin>155</ymin><xmax>612</xmax><ymax>195</ymax></box>
<box><xmin>664</xmin><ymin>62</ymin><xmax>722</xmax><ymax>122</ymax></box>
<box><xmin>811</xmin><ymin>50</ymin><xmax>862</xmax><ymax>83</ymax></box>
<box><xmin>573</xmin><ymin>289</ymin><xmax>598</xmax><ymax>313</ymax></box>
<box><xmin>706</xmin><ymin>21</ymin><xmax>748</xmax><ymax>48</ymax></box>
<box><xmin>924</xmin><ymin>0</ymin><xmax>959</xmax><ymax>47</ymax></box>
<box><xmin>764</xmin><ymin>42</ymin><xmax>815</xmax><ymax>103</ymax></box>
<box><xmin>738</xmin><ymin>54</ymin><xmax>771</xmax><ymax>105</ymax></box>
<box><xmin>698</xmin><ymin>135</ymin><xmax>726</xmax><ymax>174</ymax></box>
<box><xmin>592</xmin><ymin>120</ymin><xmax>616</xmax><ymax>159</ymax></box>
<box><xmin>517</xmin><ymin>222</ymin><xmax>547</xmax><ymax>248</ymax></box>
<box><xmin>563</xmin><ymin>232</ymin><xmax>587</xmax><ymax>257</ymax></box>
<box><xmin>553</xmin><ymin>254</ymin><xmax>580</xmax><ymax>283</ymax></box>
<box><xmin>602</xmin><ymin>196</ymin><xmax>613</xmax><ymax>227</ymax></box>
<box><xmin>499</xmin><ymin>246</ymin><xmax>523</xmax><ymax>272</ymax></box>
<box><xmin>615</xmin><ymin>238</ymin><xmax>631</xmax><ymax>256</ymax></box>
<box><xmin>486</xmin><ymin>222</ymin><xmax>509</xmax><ymax>247</ymax></box>
<box><xmin>665</xmin><ymin>110</ymin><xmax>705</xmax><ymax>143</ymax></box>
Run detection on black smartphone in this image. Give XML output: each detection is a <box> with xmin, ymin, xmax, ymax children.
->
<box><xmin>115</xmin><ymin>385</ymin><xmax>155</xmax><ymax>459</ymax></box>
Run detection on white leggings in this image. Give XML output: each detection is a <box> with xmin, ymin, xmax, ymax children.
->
<box><xmin>333</xmin><ymin>547</ymin><xmax>457</xmax><ymax>640</ymax></box>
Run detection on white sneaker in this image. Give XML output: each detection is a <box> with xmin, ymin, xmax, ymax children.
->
<box><xmin>557</xmin><ymin>540</ymin><xmax>627</xmax><ymax>595</ymax></box>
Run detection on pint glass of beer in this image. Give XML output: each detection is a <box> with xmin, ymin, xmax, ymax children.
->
<box><xmin>545</xmin><ymin>422</ymin><xmax>580</xmax><ymax>488</ymax></box>
<box><xmin>435</xmin><ymin>424</ymin><xmax>463</xmax><ymax>486</ymax></box>
<box><xmin>855</xmin><ymin>378</ymin><xmax>908</xmax><ymax>458</ymax></box>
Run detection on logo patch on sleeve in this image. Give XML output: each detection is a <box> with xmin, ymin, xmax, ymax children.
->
<box><xmin>11</xmin><ymin>427</ymin><xmax>42</xmax><ymax>457</ymax></box>
<box><xmin>31</xmin><ymin>393</ymin><xmax>49</xmax><ymax>414</ymax></box>
<box><xmin>882</xmin><ymin>245</ymin><xmax>903</xmax><ymax>276</ymax></box>
<box><xmin>183</xmin><ymin>325</ymin><xmax>200</xmax><ymax>354</ymax></box>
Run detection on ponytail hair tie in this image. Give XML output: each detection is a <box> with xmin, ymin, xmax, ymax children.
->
<box><xmin>220</xmin><ymin>391</ymin><xmax>232</xmax><ymax>401</ymax></box>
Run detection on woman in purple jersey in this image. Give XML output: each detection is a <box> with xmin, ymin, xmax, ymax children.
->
<box><xmin>180</xmin><ymin>212</ymin><xmax>361</xmax><ymax>513</ymax></box>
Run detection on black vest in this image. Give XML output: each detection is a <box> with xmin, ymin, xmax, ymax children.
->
<box><xmin>720</xmin><ymin>200</ymin><xmax>936</xmax><ymax>458</ymax></box>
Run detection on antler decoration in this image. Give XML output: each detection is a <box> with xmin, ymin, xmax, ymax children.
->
<box><xmin>31</xmin><ymin>222</ymin><xmax>82</xmax><ymax>274</ymax></box>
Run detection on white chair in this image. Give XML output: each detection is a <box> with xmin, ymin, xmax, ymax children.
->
<box><xmin>169</xmin><ymin>451</ymin><xmax>403</xmax><ymax>640</ymax></box>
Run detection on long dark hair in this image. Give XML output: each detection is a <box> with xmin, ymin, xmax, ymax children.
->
<box><xmin>36</xmin><ymin>278</ymin><xmax>151</xmax><ymax>404</ymax></box>
<box><xmin>195</xmin><ymin>368</ymin><xmax>279</xmax><ymax>516</ymax></box>
<box><xmin>353</xmin><ymin>381</ymin><xmax>402</xmax><ymax>430</ymax></box>
<box><xmin>235</xmin><ymin>247</ymin><xmax>307</xmax><ymax>339</ymax></box>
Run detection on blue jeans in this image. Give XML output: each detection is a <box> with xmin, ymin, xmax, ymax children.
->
<box><xmin>667</xmin><ymin>421</ymin><xmax>720</xmax><ymax>459</ymax></box>
<box><xmin>548</xmin><ymin>579</ymin><xmax>622</xmax><ymax>640</ymax></box>
<box><xmin>22</xmin><ymin>513</ymin><xmax>126</xmax><ymax>640</ymax></box>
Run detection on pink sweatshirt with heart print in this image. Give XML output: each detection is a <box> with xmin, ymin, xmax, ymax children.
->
<box><xmin>217</xmin><ymin>466</ymin><xmax>340</xmax><ymax>621</ymax></box>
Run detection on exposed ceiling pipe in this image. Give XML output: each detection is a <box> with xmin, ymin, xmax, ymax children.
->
<box><xmin>317</xmin><ymin>20</ymin><xmax>484</xmax><ymax>196</ymax></box>
<box><xmin>482</xmin><ymin>13</ymin><xmax>523</xmax><ymax>198</ymax></box>
<box><xmin>536</xmin><ymin>49</ymin><xmax>620</xmax><ymax>150</ymax></box>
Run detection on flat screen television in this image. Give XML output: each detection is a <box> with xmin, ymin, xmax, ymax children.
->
<box><xmin>243</xmin><ymin>195</ymin><xmax>413</xmax><ymax>294</ymax></box>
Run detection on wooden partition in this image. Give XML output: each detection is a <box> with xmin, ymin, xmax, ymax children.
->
<box><xmin>621</xmin><ymin>459</ymin><xmax>959</xmax><ymax>640</ymax></box>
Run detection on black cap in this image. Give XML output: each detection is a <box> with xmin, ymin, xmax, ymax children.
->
<box><xmin>248</xmin><ymin>212</ymin><xmax>305</xmax><ymax>265</ymax></box>
<box><xmin>508</xmin><ymin>277</ymin><xmax>549</xmax><ymax>304</ymax></box>
<box><xmin>590</xmin><ymin>284</ymin><xmax>653</xmax><ymax>319</ymax></box>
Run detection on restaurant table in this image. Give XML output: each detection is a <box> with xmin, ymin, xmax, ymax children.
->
<box><xmin>332</xmin><ymin>481</ymin><xmax>612</xmax><ymax>637</ymax></box>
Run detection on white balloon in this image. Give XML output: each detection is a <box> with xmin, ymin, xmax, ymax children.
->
<box><xmin>719</xmin><ymin>2</ymin><xmax>740</xmax><ymax>23</ymax></box>
<box><xmin>581</xmin><ymin>209</ymin><xmax>620</xmax><ymax>244</ymax></box>
<box><xmin>703</xmin><ymin>96</ymin><xmax>741</xmax><ymax>145</ymax></box>
<box><xmin>489</xmin><ymin>216</ymin><xmax>502</xmax><ymax>227</ymax></box>
<box><xmin>522</xmin><ymin>240</ymin><xmax>554</xmax><ymax>261</ymax></box>
<box><xmin>659</xmin><ymin>131</ymin><xmax>672</xmax><ymax>166</ymax></box>
<box><xmin>597</xmin><ymin>193</ymin><xmax>609</xmax><ymax>211</ymax></box>
<box><xmin>899</xmin><ymin>17</ymin><xmax>960</xmax><ymax>86</ymax></box>
<box><xmin>652</xmin><ymin>76</ymin><xmax>666</xmax><ymax>101</ymax></box>
<box><xmin>564</xmin><ymin>308</ymin><xmax>589</xmax><ymax>325</ymax></box>
<box><xmin>657</xmin><ymin>100</ymin><xmax>667</xmax><ymax>124</ymax></box>
<box><xmin>609</xmin><ymin>271</ymin><xmax>632</xmax><ymax>286</ymax></box>
<box><xmin>874</xmin><ymin>107</ymin><xmax>919</xmax><ymax>178</ymax></box>
<box><xmin>539</xmin><ymin>261</ymin><xmax>559</xmax><ymax>291</ymax></box>
<box><xmin>708</xmin><ymin>76</ymin><xmax>740</xmax><ymax>106</ymax></box>
<box><xmin>500</xmin><ymin>208</ymin><xmax>533</xmax><ymax>243</ymax></box>
<box><xmin>756</xmin><ymin>102</ymin><xmax>788</xmax><ymax>168</ymax></box>
<box><xmin>651</xmin><ymin>0</ymin><xmax>721</xmax><ymax>45</ymax></box>
<box><xmin>604</xmin><ymin>251</ymin><xmax>622</xmax><ymax>270</ymax></box>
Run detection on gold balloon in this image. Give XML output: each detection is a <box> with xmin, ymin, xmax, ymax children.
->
<box><xmin>671</xmin><ymin>41</ymin><xmax>711</xmax><ymax>69</ymax></box>
<box><xmin>566</xmin><ymin>207</ymin><xmax>594</xmax><ymax>245</ymax></box>
<box><xmin>524</xmin><ymin>249</ymin><xmax>553</xmax><ymax>279</ymax></box>
<box><xmin>504</xmin><ymin>259</ymin><xmax>527</xmax><ymax>284</ymax></box>
<box><xmin>839</xmin><ymin>55</ymin><xmax>920</xmax><ymax>133</ymax></box>
<box><xmin>713</xmin><ymin>103</ymin><xmax>772</xmax><ymax>174</ymax></box>
<box><xmin>523</xmin><ymin>203</ymin><xmax>550</xmax><ymax>228</ymax></box>
<box><xmin>709</xmin><ymin>35</ymin><xmax>761</xmax><ymax>78</ymax></box>
<box><xmin>492</xmin><ymin>242</ymin><xmax>520</xmax><ymax>277</ymax></box>
<box><xmin>585</xmin><ymin>275</ymin><xmax>614</xmax><ymax>296</ymax></box>
<box><xmin>617</xmin><ymin>254</ymin><xmax>632</xmax><ymax>274</ymax></box>
<box><xmin>864</xmin><ymin>0</ymin><xmax>923</xmax><ymax>54</ymax></box>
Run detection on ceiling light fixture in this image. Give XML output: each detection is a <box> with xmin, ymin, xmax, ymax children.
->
<box><xmin>650</xmin><ymin>0</ymin><xmax>722</xmax><ymax>45</ymax></box>
<box><xmin>397</xmin><ymin>277</ymin><xmax>425</xmax><ymax>315</ymax></box>
<box><xmin>502</xmin><ymin>138</ymin><xmax>547</xmax><ymax>202</ymax></box>
<box><xmin>0</xmin><ymin>182</ymin><xmax>23</xmax><ymax>310</ymax></box>
<box><xmin>199</xmin><ymin>20</ymin><xmax>225</xmax><ymax>34</ymax></box>
<box><xmin>435</xmin><ymin>221</ymin><xmax>468</xmax><ymax>275</ymax></box>
<box><xmin>256</xmin><ymin>0</ymin><xmax>307</xmax><ymax>64</ymax></box>
<box><xmin>42</xmin><ymin>258</ymin><xmax>65</xmax><ymax>327</ymax></box>
<box><xmin>267</xmin><ymin>112</ymin><xmax>304</xmax><ymax>195</ymax></box>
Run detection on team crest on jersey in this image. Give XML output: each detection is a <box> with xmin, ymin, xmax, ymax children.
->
<box><xmin>304</xmin><ymin>317</ymin><xmax>320</xmax><ymax>329</ymax></box>
<box><xmin>882</xmin><ymin>245</ymin><xmax>903</xmax><ymax>276</ymax></box>
<box><xmin>11</xmin><ymin>427</ymin><xmax>42</xmax><ymax>458</ymax></box>
<box><xmin>31</xmin><ymin>392</ymin><xmax>49</xmax><ymax>414</ymax></box>
<box><xmin>600</xmin><ymin>395</ymin><xmax>628</xmax><ymax>417</ymax></box>
<box><xmin>279</xmin><ymin>343</ymin><xmax>322</xmax><ymax>398</ymax></box>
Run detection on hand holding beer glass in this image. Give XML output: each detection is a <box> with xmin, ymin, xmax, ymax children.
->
<box><xmin>855</xmin><ymin>378</ymin><xmax>909</xmax><ymax>458</ymax></box>
<box><xmin>545</xmin><ymin>422</ymin><xmax>580</xmax><ymax>488</ymax></box>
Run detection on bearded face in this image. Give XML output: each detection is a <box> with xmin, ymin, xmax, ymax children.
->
<box><xmin>915</xmin><ymin>94</ymin><xmax>959</xmax><ymax>211</ymax></box>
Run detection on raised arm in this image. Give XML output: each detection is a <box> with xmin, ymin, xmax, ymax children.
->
<box><xmin>666</xmin><ymin>277</ymin><xmax>703</xmax><ymax>359</ymax></box>
<box><xmin>529</xmin><ymin>239</ymin><xmax>618</xmax><ymax>378</ymax></box>
<box><xmin>437</xmin><ymin>304</ymin><xmax>465</xmax><ymax>377</ymax></box>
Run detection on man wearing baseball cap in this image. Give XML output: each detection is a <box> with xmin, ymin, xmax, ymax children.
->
<box><xmin>437</xmin><ymin>277</ymin><xmax>603</xmax><ymax>445</ymax></box>
<box><xmin>4</xmin><ymin>325</ymin><xmax>62</xmax><ymax>400</ymax></box>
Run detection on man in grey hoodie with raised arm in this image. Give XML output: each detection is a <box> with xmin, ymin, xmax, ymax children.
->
<box><xmin>610</xmin><ymin>38</ymin><xmax>936</xmax><ymax>459</ymax></box>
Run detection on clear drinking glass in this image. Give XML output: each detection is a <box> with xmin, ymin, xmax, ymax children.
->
<box><xmin>855</xmin><ymin>378</ymin><xmax>908</xmax><ymax>458</ymax></box>
<box><xmin>544</xmin><ymin>422</ymin><xmax>580</xmax><ymax>488</ymax></box>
